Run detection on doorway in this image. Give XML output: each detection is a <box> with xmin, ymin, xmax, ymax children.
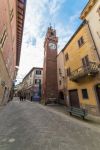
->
<box><xmin>58</xmin><ymin>91</ymin><xmax>65</xmax><ymax>104</ymax></box>
<box><xmin>2</xmin><ymin>87</ymin><xmax>8</xmax><ymax>104</ymax></box>
<box><xmin>95</xmin><ymin>84</ymin><xmax>100</xmax><ymax>109</ymax></box>
<box><xmin>69</xmin><ymin>89</ymin><xmax>80</xmax><ymax>108</ymax></box>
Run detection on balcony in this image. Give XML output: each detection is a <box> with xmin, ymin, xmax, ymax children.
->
<box><xmin>70</xmin><ymin>62</ymin><xmax>99</xmax><ymax>82</ymax></box>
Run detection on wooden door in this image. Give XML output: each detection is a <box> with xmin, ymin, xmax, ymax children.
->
<box><xmin>69</xmin><ymin>90</ymin><xmax>80</xmax><ymax>108</ymax></box>
<box><xmin>96</xmin><ymin>84</ymin><xmax>100</xmax><ymax>105</ymax></box>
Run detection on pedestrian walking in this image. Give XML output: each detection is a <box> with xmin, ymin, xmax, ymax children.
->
<box><xmin>30</xmin><ymin>92</ymin><xmax>33</xmax><ymax>102</ymax></box>
<box><xmin>18</xmin><ymin>91</ymin><xmax>23</xmax><ymax>101</ymax></box>
<box><xmin>21</xmin><ymin>92</ymin><xmax>24</xmax><ymax>101</ymax></box>
<box><xmin>23</xmin><ymin>92</ymin><xmax>26</xmax><ymax>101</ymax></box>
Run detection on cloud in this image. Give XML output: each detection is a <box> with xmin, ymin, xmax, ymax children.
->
<box><xmin>16</xmin><ymin>0</ymin><xmax>81</xmax><ymax>83</ymax></box>
<box><xmin>48</xmin><ymin>0</ymin><xmax>66</xmax><ymax>15</ymax></box>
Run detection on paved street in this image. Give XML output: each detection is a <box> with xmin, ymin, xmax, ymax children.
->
<box><xmin>0</xmin><ymin>98</ymin><xmax>100</xmax><ymax>150</ymax></box>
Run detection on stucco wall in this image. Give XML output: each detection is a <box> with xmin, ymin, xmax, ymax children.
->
<box><xmin>0</xmin><ymin>0</ymin><xmax>18</xmax><ymax>104</ymax></box>
<box><xmin>64</xmin><ymin>23</ymin><xmax>100</xmax><ymax>114</ymax></box>
<box><xmin>86</xmin><ymin>0</ymin><xmax>100</xmax><ymax>58</ymax></box>
<box><xmin>57</xmin><ymin>51</ymin><xmax>65</xmax><ymax>90</ymax></box>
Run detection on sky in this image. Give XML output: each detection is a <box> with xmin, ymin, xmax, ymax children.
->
<box><xmin>16</xmin><ymin>0</ymin><xmax>88</xmax><ymax>83</ymax></box>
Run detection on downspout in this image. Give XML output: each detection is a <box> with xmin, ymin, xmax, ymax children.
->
<box><xmin>86</xmin><ymin>20</ymin><xmax>100</xmax><ymax>61</ymax></box>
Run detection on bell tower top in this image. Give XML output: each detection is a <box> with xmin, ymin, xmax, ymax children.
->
<box><xmin>46</xmin><ymin>26</ymin><xmax>56</xmax><ymax>38</ymax></box>
<box><xmin>44</xmin><ymin>26</ymin><xmax>58</xmax><ymax>47</ymax></box>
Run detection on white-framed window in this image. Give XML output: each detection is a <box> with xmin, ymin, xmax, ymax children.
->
<box><xmin>36</xmin><ymin>70</ymin><xmax>41</xmax><ymax>75</ymax></box>
<box><xmin>35</xmin><ymin>79</ymin><xmax>41</xmax><ymax>84</ymax></box>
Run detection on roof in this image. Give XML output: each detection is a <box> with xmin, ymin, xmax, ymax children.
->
<box><xmin>80</xmin><ymin>0</ymin><xmax>97</xmax><ymax>19</ymax></box>
<box><xmin>62</xmin><ymin>20</ymin><xmax>87</xmax><ymax>52</ymax></box>
<box><xmin>16</xmin><ymin>0</ymin><xmax>27</xmax><ymax>66</ymax></box>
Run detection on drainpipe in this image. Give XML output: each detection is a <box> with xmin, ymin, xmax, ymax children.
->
<box><xmin>86</xmin><ymin>20</ymin><xmax>100</xmax><ymax>61</ymax></box>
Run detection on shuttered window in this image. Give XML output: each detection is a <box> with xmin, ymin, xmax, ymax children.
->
<box><xmin>59</xmin><ymin>68</ymin><xmax>62</xmax><ymax>75</ymax></box>
<box><xmin>82</xmin><ymin>89</ymin><xmax>88</xmax><ymax>99</ymax></box>
<box><xmin>36</xmin><ymin>70</ymin><xmax>41</xmax><ymax>75</ymax></box>
<box><xmin>82</xmin><ymin>55</ymin><xmax>89</xmax><ymax>66</ymax></box>
<box><xmin>35</xmin><ymin>79</ymin><xmax>41</xmax><ymax>84</ymax></box>
<box><xmin>10</xmin><ymin>8</ymin><xmax>14</xmax><ymax>22</ymax></box>
<box><xmin>67</xmin><ymin>68</ymin><xmax>71</xmax><ymax>76</ymax></box>
<box><xmin>65</xmin><ymin>53</ymin><xmax>69</xmax><ymax>61</ymax></box>
<box><xmin>78</xmin><ymin>36</ymin><xmax>84</xmax><ymax>47</ymax></box>
<box><xmin>0</xmin><ymin>26</ymin><xmax>7</xmax><ymax>50</ymax></box>
<box><xmin>59</xmin><ymin>80</ymin><xmax>61</xmax><ymax>85</ymax></box>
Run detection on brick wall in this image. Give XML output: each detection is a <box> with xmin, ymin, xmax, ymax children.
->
<box><xmin>43</xmin><ymin>27</ymin><xmax>58</xmax><ymax>103</ymax></box>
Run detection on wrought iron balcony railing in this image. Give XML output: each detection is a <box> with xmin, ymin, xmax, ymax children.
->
<box><xmin>69</xmin><ymin>62</ymin><xmax>99</xmax><ymax>82</ymax></box>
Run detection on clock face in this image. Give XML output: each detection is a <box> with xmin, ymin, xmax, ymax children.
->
<box><xmin>49</xmin><ymin>42</ymin><xmax>56</xmax><ymax>50</ymax></box>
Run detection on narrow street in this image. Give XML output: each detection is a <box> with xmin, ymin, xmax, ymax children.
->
<box><xmin>0</xmin><ymin>98</ymin><xmax>100</xmax><ymax>150</ymax></box>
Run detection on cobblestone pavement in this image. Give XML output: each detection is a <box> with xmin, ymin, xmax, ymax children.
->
<box><xmin>46</xmin><ymin>104</ymin><xmax>100</xmax><ymax>128</ymax></box>
<box><xmin>0</xmin><ymin>98</ymin><xmax>100</xmax><ymax>150</ymax></box>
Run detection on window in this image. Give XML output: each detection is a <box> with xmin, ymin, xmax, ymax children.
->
<box><xmin>59</xmin><ymin>68</ymin><xmax>62</xmax><ymax>75</ymax></box>
<box><xmin>97</xmin><ymin>6</ymin><xmax>100</xmax><ymax>16</ymax></box>
<box><xmin>65</xmin><ymin>53</ymin><xmax>69</xmax><ymax>61</ymax></box>
<box><xmin>82</xmin><ymin>55</ymin><xmax>89</xmax><ymax>66</ymax></box>
<box><xmin>35</xmin><ymin>79</ymin><xmax>41</xmax><ymax>84</ymax></box>
<box><xmin>36</xmin><ymin>70</ymin><xmax>41</xmax><ymax>75</ymax></box>
<box><xmin>66</xmin><ymin>68</ymin><xmax>71</xmax><ymax>76</ymax></box>
<box><xmin>78</xmin><ymin>36</ymin><xmax>84</xmax><ymax>47</ymax></box>
<box><xmin>59</xmin><ymin>80</ymin><xmax>61</xmax><ymax>85</ymax></box>
<box><xmin>10</xmin><ymin>8</ymin><xmax>14</xmax><ymax>22</ymax></box>
<box><xmin>97</xmin><ymin>32</ymin><xmax>100</xmax><ymax>39</ymax></box>
<box><xmin>0</xmin><ymin>26</ymin><xmax>7</xmax><ymax>49</ymax></box>
<box><xmin>35</xmin><ymin>79</ymin><xmax>38</xmax><ymax>84</ymax></box>
<box><xmin>82</xmin><ymin>89</ymin><xmax>88</xmax><ymax>99</ymax></box>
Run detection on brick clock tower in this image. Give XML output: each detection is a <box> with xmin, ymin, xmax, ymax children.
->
<box><xmin>43</xmin><ymin>26</ymin><xmax>58</xmax><ymax>105</ymax></box>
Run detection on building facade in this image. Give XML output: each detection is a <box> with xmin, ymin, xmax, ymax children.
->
<box><xmin>80</xmin><ymin>0</ymin><xmax>100</xmax><ymax>60</ymax></box>
<box><xmin>57</xmin><ymin>51</ymin><xmax>66</xmax><ymax>105</ymax></box>
<box><xmin>43</xmin><ymin>26</ymin><xmax>58</xmax><ymax>105</ymax></box>
<box><xmin>63</xmin><ymin>21</ymin><xmax>100</xmax><ymax>115</ymax></box>
<box><xmin>0</xmin><ymin>51</ymin><xmax>11</xmax><ymax>104</ymax></box>
<box><xmin>22</xmin><ymin>67</ymin><xmax>43</xmax><ymax>101</ymax></box>
<box><xmin>0</xmin><ymin>0</ymin><xmax>26</xmax><ymax>104</ymax></box>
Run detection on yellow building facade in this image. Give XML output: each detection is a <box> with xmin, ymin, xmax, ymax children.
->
<box><xmin>63</xmin><ymin>21</ymin><xmax>100</xmax><ymax>115</ymax></box>
<box><xmin>80</xmin><ymin>0</ymin><xmax>100</xmax><ymax>60</ymax></box>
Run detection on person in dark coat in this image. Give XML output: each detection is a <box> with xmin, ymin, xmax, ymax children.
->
<box><xmin>18</xmin><ymin>91</ymin><xmax>23</xmax><ymax>101</ymax></box>
<box><xmin>23</xmin><ymin>92</ymin><xmax>26</xmax><ymax>101</ymax></box>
